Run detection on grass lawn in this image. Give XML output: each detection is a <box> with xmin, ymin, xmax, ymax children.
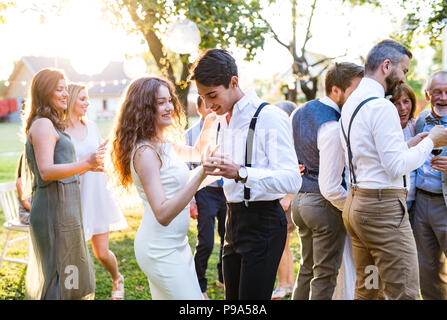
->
<box><xmin>0</xmin><ymin>120</ymin><xmax>301</xmax><ymax>300</ymax></box>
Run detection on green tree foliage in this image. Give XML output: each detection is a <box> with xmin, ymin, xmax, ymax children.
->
<box><xmin>105</xmin><ymin>0</ymin><xmax>268</xmax><ymax>115</ymax></box>
<box><xmin>401</xmin><ymin>0</ymin><xmax>447</xmax><ymax>45</ymax></box>
<box><xmin>406</xmin><ymin>58</ymin><xmax>425</xmax><ymax>98</ymax></box>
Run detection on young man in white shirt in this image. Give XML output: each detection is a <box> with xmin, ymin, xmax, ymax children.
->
<box><xmin>188</xmin><ymin>49</ymin><xmax>302</xmax><ymax>300</ymax></box>
<box><xmin>290</xmin><ymin>62</ymin><xmax>363</xmax><ymax>300</ymax></box>
<box><xmin>340</xmin><ymin>39</ymin><xmax>447</xmax><ymax>299</ymax></box>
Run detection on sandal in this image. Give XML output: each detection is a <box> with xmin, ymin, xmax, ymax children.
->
<box><xmin>112</xmin><ymin>274</ymin><xmax>125</xmax><ymax>300</ymax></box>
<box><xmin>271</xmin><ymin>286</ymin><xmax>291</xmax><ymax>300</ymax></box>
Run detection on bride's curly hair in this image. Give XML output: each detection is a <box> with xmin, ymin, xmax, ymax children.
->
<box><xmin>108</xmin><ymin>76</ymin><xmax>185</xmax><ymax>189</ymax></box>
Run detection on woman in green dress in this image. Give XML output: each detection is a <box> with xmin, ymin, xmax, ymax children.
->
<box><xmin>22</xmin><ymin>68</ymin><xmax>105</xmax><ymax>299</ymax></box>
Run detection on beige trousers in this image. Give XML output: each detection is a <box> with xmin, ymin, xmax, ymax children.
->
<box><xmin>342</xmin><ymin>186</ymin><xmax>420</xmax><ymax>300</ymax></box>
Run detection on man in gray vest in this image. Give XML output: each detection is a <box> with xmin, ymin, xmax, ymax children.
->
<box><xmin>413</xmin><ymin>70</ymin><xmax>447</xmax><ymax>299</ymax></box>
<box><xmin>290</xmin><ymin>62</ymin><xmax>364</xmax><ymax>300</ymax></box>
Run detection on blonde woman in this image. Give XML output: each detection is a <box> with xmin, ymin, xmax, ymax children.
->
<box><xmin>23</xmin><ymin>68</ymin><xmax>103</xmax><ymax>299</ymax></box>
<box><xmin>65</xmin><ymin>83</ymin><xmax>128</xmax><ymax>300</ymax></box>
<box><xmin>109</xmin><ymin>76</ymin><xmax>217</xmax><ymax>300</ymax></box>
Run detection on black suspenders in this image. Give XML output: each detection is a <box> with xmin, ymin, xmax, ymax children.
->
<box><xmin>216</xmin><ymin>102</ymin><xmax>269</xmax><ymax>206</ymax></box>
<box><xmin>340</xmin><ymin>97</ymin><xmax>407</xmax><ymax>188</ymax></box>
<box><xmin>244</xmin><ymin>102</ymin><xmax>269</xmax><ymax>205</ymax></box>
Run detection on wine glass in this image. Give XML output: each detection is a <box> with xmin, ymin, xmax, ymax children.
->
<box><xmin>431</xmin><ymin>148</ymin><xmax>443</xmax><ymax>172</ymax></box>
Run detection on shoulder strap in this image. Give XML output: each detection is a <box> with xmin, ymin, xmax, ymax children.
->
<box><xmin>341</xmin><ymin>97</ymin><xmax>407</xmax><ymax>188</ymax></box>
<box><xmin>340</xmin><ymin>97</ymin><xmax>378</xmax><ymax>185</ymax></box>
<box><xmin>244</xmin><ymin>102</ymin><xmax>269</xmax><ymax>204</ymax></box>
<box><xmin>132</xmin><ymin>141</ymin><xmax>163</xmax><ymax>171</ymax></box>
<box><xmin>216</xmin><ymin>122</ymin><xmax>221</xmax><ymax>145</ymax></box>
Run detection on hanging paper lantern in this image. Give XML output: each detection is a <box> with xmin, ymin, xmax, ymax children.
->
<box><xmin>71</xmin><ymin>54</ymin><xmax>109</xmax><ymax>76</ymax></box>
<box><xmin>123</xmin><ymin>56</ymin><xmax>148</xmax><ymax>80</ymax></box>
<box><xmin>163</xmin><ymin>18</ymin><xmax>201</xmax><ymax>54</ymax></box>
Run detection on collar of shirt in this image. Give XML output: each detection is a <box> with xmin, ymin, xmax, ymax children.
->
<box><xmin>216</xmin><ymin>90</ymin><xmax>261</xmax><ymax>128</ymax></box>
<box><xmin>425</xmin><ymin>112</ymin><xmax>447</xmax><ymax>126</ymax></box>
<box><xmin>357</xmin><ymin>77</ymin><xmax>385</xmax><ymax>99</ymax></box>
<box><xmin>319</xmin><ymin>96</ymin><xmax>341</xmax><ymax>114</ymax></box>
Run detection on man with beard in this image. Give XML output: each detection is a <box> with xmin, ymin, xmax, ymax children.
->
<box><xmin>413</xmin><ymin>71</ymin><xmax>447</xmax><ymax>300</ymax></box>
<box><xmin>340</xmin><ymin>39</ymin><xmax>447</xmax><ymax>299</ymax></box>
<box><xmin>290</xmin><ymin>62</ymin><xmax>363</xmax><ymax>300</ymax></box>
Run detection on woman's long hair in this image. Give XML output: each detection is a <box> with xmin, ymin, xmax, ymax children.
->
<box><xmin>66</xmin><ymin>83</ymin><xmax>87</xmax><ymax>125</ymax></box>
<box><xmin>108</xmin><ymin>76</ymin><xmax>185</xmax><ymax>190</ymax></box>
<box><xmin>23</xmin><ymin>68</ymin><xmax>67</xmax><ymax>137</ymax></box>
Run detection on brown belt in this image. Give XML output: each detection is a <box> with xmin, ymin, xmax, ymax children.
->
<box><xmin>350</xmin><ymin>185</ymin><xmax>407</xmax><ymax>200</ymax></box>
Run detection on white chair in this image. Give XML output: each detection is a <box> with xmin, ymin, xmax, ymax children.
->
<box><xmin>0</xmin><ymin>181</ymin><xmax>29</xmax><ymax>267</ymax></box>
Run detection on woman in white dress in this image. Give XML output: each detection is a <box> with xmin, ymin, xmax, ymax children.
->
<box><xmin>65</xmin><ymin>83</ymin><xmax>128</xmax><ymax>300</ymax></box>
<box><xmin>109</xmin><ymin>76</ymin><xmax>216</xmax><ymax>300</ymax></box>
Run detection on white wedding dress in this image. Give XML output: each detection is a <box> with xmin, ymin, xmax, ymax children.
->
<box><xmin>131</xmin><ymin>141</ymin><xmax>203</xmax><ymax>300</ymax></box>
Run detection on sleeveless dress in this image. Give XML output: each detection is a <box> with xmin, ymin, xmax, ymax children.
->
<box><xmin>131</xmin><ymin>141</ymin><xmax>203</xmax><ymax>300</ymax></box>
<box><xmin>67</xmin><ymin>120</ymin><xmax>128</xmax><ymax>241</ymax></box>
<box><xmin>24</xmin><ymin>126</ymin><xmax>95</xmax><ymax>300</ymax></box>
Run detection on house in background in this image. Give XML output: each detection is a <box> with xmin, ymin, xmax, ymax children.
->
<box><xmin>0</xmin><ymin>56</ymin><xmax>133</xmax><ymax>122</ymax></box>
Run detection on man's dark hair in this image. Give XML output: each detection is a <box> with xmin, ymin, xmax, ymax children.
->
<box><xmin>196</xmin><ymin>95</ymin><xmax>203</xmax><ymax>108</ymax></box>
<box><xmin>324</xmin><ymin>62</ymin><xmax>364</xmax><ymax>96</ymax></box>
<box><xmin>188</xmin><ymin>49</ymin><xmax>238</xmax><ymax>88</ymax></box>
<box><xmin>364</xmin><ymin>39</ymin><xmax>412</xmax><ymax>75</ymax></box>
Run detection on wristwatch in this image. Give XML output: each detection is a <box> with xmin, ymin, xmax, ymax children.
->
<box><xmin>235</xmin><ymin>166</ymin><xmax>248</xmax><ymax>183</ymax></box>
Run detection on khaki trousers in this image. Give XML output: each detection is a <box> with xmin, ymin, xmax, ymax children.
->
<box><xmin>342</xmin><ymin>186</ymin><xmax>420</xmax><ymax>300</ymax></box>
<box><xmin>291</xmin><ymin>192</ymin><xmax>346</xmax><ymax>300</ymax></box>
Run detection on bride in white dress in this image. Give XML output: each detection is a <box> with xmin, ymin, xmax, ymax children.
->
<box><xmin>109</xmin><ymin>76</ymin><xmax>217</xmax><ymax>300</ymax></box>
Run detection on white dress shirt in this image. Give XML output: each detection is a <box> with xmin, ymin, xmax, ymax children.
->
<box><xmin>339</xmin><ymin>77</ymin><xmax>434</xmax><ymax>190</ymax></box>
<box><xmin>215</xmin><ymin>90</ymin><xmax>302</xmax><ymax>203</ymax></box>
<box><xmin>317</xmin><ymin>96</ymin><xmax>348</xmax><ymax>211</ymax></box>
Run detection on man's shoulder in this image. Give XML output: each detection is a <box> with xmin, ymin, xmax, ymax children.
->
<box><xmin>260</xmin><ymin>104</ymin><xmax>289</xmax><ymax>122</ymax></box>
<box><xmin>414</xmin><ymin>109</ymin><xmax>432</xmax><ymax>134</ymax></box>
<box><xmin>416</xmin><ymin>109</ymin><xmax>431</xmax><ymax>121</ymax></box>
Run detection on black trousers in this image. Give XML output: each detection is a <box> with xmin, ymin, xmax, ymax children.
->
<box><xmin>223</xmin><ymin>200</ymin><xmax>287</xmax><ymax>300</ymax></box>
<box><xmin>193</xmin><ymin>186</ymin><xmax>227</xmax><ymax>292</ymax></box>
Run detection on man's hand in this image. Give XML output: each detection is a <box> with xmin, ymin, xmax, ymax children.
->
<box><xmin>428</xmin><ymin>125</ymin><xmax>447</xmax><ymax>148</ymax></box>
<box><xmin>299</xmin><ymin>164</ymin><xmax>305</xmax><ymax>176</ymax></box>
<box><xmin>190</xmin><ymin>201</ymin><xmax>198</xmax><ymax>219</ymax></box>
<box><xmin>280</xmin><ymin>194</ymin><xmax>294</xmax><ymax>212</ymax></box>
<box><xmin>407</xmin><ymin>132</ymin><xmax>429</xmax><ymax>148</ymax></box>
<box><xmin>431</xmin><ymin>155</ymin><xmax>447</xmax><ymax>173</ymax></box>
<box><xmin>203</xmin><ymin>153</ymin><xmax>240</xmax><ymax>179</ymax></box>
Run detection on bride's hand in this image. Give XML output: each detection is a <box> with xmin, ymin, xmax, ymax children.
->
<box><xmin>203</xmin><ymin>113</ymin><xmax>217</xmax><ymax>127</ymax></box>
<box><xmin>200</xmin><ymin>144</ymin><xmax>220</xmax><ymax>178</ymax></box>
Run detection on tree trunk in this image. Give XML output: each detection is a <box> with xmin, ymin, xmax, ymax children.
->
<box><xmin>300</xmin><ymin>77</ymin><xmax>318</xmax><ymax>101</ymax></box>
<box><xmin>178</xmin><ymin>54</ymin><xmax>191</xmax><ymax>114</ymax></box>
<box><xmin>175</xmin><ymin>84</ymin><xmax>190</xmax><ymax>121</ymax></box>
<box><xmin>144</xmin><ymin>31</ymin><xmax>191</xmax><ymax>125</ymax></box>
